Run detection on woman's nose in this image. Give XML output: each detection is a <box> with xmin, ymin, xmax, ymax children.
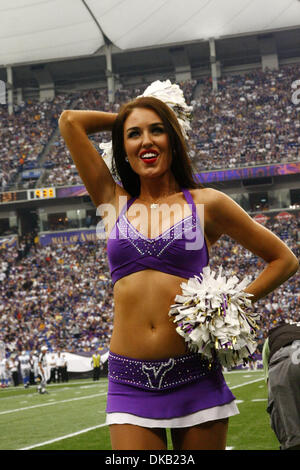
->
<box><xmin>141</xmin><ymin>131</ymin><xmax>153</xmax><ymax>147</ymax></box>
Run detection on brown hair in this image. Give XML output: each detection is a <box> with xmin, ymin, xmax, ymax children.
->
<box><xmin>111</xmin><ymin>96</ymin><xmax>202</xmax><ymax>197</ymax></box>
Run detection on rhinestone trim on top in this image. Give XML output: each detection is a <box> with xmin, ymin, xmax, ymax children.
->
<box><xmin>117</xmin><ymin>213</ymin><xmax>198</xmax><ymax>257</ymax></box>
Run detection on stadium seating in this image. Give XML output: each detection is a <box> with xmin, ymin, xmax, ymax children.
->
<box><xmin>1</xmin><ymin>63</ymin><xmax>299</xmax><ymax>190</ymax></box>
<box><xmin>0</xmin><ymin>65</ymin><xmax>299</xmax><ymax>359</ymax></box>
<box><xmin>0</xmin><ymin>209</ymin><xmax>298</xmax><ymax>356</ymax></box>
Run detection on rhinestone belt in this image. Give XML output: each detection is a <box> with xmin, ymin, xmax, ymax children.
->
<box><xmin>108</xmin><ymin>352</ymin><xmax>219</xmax><ymax>391</ymax></box>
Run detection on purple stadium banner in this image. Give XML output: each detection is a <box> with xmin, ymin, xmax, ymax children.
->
<box><xmin>39</xmin><ymin>228</ymin><xmax>99</xmax><ymax>246</ymax></box>
<box><xmin>55</xmin><ymin>162</ymin><xmax>300</xmax><ymax>196</ymax></box>
<box><xmin>196</xmin><ymin>161</ymin><xmax>300</xmax><ymax>183</ymax></box>
<box><xmin>56</xmin><ymin>186</ymin><xmax>88</xmax><ymax>198</ymax></box>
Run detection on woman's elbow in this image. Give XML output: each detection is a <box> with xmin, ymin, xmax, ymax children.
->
<box><xmin>58</xmin><ymin>110</ymin><xmax>77</xmax><ymax>135</ymax></box>
<box><xmin>287</xmin><ymin>253</ymin><xmax>299</xmax><ymax>278</ymax></box>
<box><xmin>58</xmin><ymin>110</ymin><xmax>72</xmax><ymax>126</ymax></box>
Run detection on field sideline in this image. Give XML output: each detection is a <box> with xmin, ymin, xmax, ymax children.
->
<box><xmin>0</xmin><ymin>370</ymin><xmax>279</xmax><ymax>451</ymax></box>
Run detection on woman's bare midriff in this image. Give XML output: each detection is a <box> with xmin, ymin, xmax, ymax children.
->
<box><xmin>109</xmin><ymin>270</ymin><xmax>190</xmax><ymax>360</ymax></box>
<box><xmin>107</xmin><ymin>187</ymin><xmax>213</xmax><ymax>360</ymax></box>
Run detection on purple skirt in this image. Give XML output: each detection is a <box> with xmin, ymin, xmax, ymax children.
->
<box><xmin>106</xmin><ymin>352</ymin><xmax>235</xmax><ymax>420</ymax></box>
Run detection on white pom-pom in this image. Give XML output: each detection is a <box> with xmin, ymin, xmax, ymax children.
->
<box><xmin>169</xmin><ymin>266</ymin><xmax>260</xmax><ymax>367</ymax></box>
<box><xmin>99</xmin><ymin>141</ymin><xmax>113</xmax><ymax>172</ymax></box>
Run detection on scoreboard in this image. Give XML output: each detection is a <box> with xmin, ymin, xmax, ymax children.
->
<box><xmin>0</xmin><ymin>187</ymin><xmax>56</xmax><ymax>203</ymax></box>
<box><xmin>28</xmin><ymin>187</ymin><xmax>56</xmax><ymax>200</ymax></box>
<box><xmin>0</xmin><ymin>190</ymin><xmax>27</xmax><ymax>203</ymax></box>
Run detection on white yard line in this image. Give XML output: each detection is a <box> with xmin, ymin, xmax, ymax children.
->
<box><xmin>18</xmin><ymin>375</ymin><xmax>264</xmax><ymax>451</ymax></box>
<box><xmin>0</xmin><ymin>381</ymin><xmax>107</xmax><ymax>401</ymax></box>
<box><xmin>230</xmin><ymin>377</ymin><xmax>264</xmax><ymax>390</ymax></box>
<box><xmin>19</xmin><ymin>423</ymin><xmax>107</xmax><ymax>450</ymax></box>
<box><xmin>0</xmin><ymin>392</ymin><xmax>107</xmax><ymax>416</ymax></box>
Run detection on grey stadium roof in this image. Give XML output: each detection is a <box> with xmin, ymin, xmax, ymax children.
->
<box><xmin>1</xmin><ymin>0</ymin><xmax>300</xmax><ymax>67</ymax></box>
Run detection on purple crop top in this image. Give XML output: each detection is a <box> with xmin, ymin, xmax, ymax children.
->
<box><xmin>107</xmin><ymin>188</ymin><xmax>209</xmax><ymax>285</ymax></box>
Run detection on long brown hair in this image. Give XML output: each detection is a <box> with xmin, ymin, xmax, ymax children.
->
<box><xmin>111</xmin><ymin>96</ymin><xmax>202</xmax><ymax>197</ymax></box>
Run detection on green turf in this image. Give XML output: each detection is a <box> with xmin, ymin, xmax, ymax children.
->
<box><xmin>227</xmin><ymin>382</ymin><xmax>278</xmax><ymax>450</ymax></box>
<box><xmin>0</xmin><ymin>371</ymin><xmax>279</xmax><ymax>451</ymax></box>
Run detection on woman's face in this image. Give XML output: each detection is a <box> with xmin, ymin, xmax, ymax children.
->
<box><xmin>123</xmin><ymin>107</ymin><xmax>173</xmax><ymax>179</ymax></box>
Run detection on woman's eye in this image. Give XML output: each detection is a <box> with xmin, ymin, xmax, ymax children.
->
<box><xmin>128</xmin><ymin>130</ymin><xmax>139</xmax><ymax>138</ymax></box>
<box><xmin>152</xmin><ymin>126</ymin><xmax>164</xmax><ymax>134</ymax></box>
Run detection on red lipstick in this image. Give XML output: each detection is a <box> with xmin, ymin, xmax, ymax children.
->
<box><xmin>139</xmin><ymin>149</ymin><xmax>159</xmax><ymax>164</ymax></box>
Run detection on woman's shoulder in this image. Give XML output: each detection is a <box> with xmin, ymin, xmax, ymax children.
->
<box><xmin>188</xmin><ymin>186</ymin><xmax>225</xmax><ymax>206</ymax></box>
<box><xmin>189</xmin><ymin>187</ymin><xmax>236</xmax><ymax>228</ymax></box>
<box><xmin>187</xmin><ymin>187</ymin><xmax>226</xmax><ymax>248</ymax></box>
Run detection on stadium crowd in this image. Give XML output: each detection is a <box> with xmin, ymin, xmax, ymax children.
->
<box><xmin>1</xmin><ymin>63</ymin><xmax>300</xmax><ymax>190</ymax></box>
<box><xmin>189</xmin><ymin>64</ymin><xmax>300</xmax><ymax>171</ymax></box>
<box><xmin>0</xmin><ymin>210</ymin><xmax>299</xmax><ymax>369</ymax></box>
<box><xmin>0</xmin><ymin>63</ymin><xmax>299</xmax><ymax>387</ymax></box>
<box><xmin>0</xmin><ymin>94</ymin><xmax>74</xmax><ymax>191</ymax></box>
<box><xmin>0</xmin><ymin>239</ymin><xmax>113</xmax><ymax>356</ymax></box>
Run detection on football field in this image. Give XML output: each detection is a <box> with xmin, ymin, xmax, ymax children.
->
<box><xmin>0</xmin><ymin>370</ymin><xmax>278</xmax><ymax>451</ymax></box>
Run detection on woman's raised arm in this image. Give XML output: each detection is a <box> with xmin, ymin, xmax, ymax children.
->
<box><xmin>58</xmin><ymin>110</ymin><xmax>117</xmax><ymax>207</ymax></box>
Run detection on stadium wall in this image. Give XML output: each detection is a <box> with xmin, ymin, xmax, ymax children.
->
<box><xmin>2</xmin><ymin>26</ymin><xmax>300</xmax><ymax>101</ymax></box>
